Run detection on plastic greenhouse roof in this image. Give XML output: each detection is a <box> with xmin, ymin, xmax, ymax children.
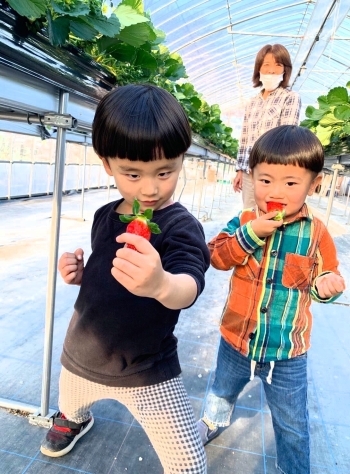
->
<box><xmin>144</xmin><ymin>0</ymin><xmax>350</xmax><ymax>133</ymax></box>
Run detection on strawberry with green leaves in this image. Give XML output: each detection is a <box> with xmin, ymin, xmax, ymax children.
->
<box><xmin>266</xmin><ymin>202</ymin><xmax>286</xmax><ymax>221</ymax></box>
<box><xmin>119</xmin><ymin>199</ymin><xmax>161</xmax><ymax>250</ymax></box>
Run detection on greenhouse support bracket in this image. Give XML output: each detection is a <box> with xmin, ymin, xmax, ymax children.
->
<box><xmin>43</xmin><ymin>113</ymin><xmax>77</xmax><ymax>129</ymax></box>
<box><xmin>28</xmin><ymin>409</ymin><xmax>57</xmax><ymax>428</ymax></box>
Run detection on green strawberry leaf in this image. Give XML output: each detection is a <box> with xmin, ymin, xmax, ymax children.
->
<box><xmin>132</xmin><ymin>199</ymin><xmax>140</xmax><ymax>215</ymax></box>
<box><xmin>272</xmin><ymin>210</ymin><xmax>286</xmax><ymax>221</ymax></box>
<box><xmin>143</xmin><ymin>208</ymin><xmax>153</xmax><ymax>219</ymax></box>
<box><xmin>148</xmin><ymin>222</ymin><xmax>161</xmax><ymax>234</ymax></box>
<box><xmin>119</xmin><ymin>215</ymin><xmax>134</xmax><ymax>223</ymax></box>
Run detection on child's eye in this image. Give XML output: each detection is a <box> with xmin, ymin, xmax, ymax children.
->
<box><xmin>260</xmin><ymin>179</ymin><xmax>270</xmax><ymax>184</ymax></box>
<box><xmin>158</xmin><ymin>171</ymin><xmax>171</xmax><ymax>178</ymax></box>
<box><xmin>286</xmin><ymin>181</ymin><xmax>297</xmax><ymax>186</ymax></box>
<box><xmin>127</xmin><ymin>174</ymin><xmax>140</xmax><ymax>179</ymax></box>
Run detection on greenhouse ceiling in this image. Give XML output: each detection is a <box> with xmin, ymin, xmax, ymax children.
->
<box><xmin>144</xmin><ymin>0</ymin><xmax>350</xmax><ymax>131</ymax></box>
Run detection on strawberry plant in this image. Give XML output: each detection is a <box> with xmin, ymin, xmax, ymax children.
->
<box><xmin>301</xmin><ymin>81</ymin><xmax>350</xmax><ymax>155</ymax></box>
<box><xmin>3</xmin><ymin>0</ymin><xmax>238</xmax><ymax>158</ymax></box>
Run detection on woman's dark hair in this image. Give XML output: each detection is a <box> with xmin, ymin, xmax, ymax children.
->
<box><xmin>252</xmin><ymin>44</ymin><xmax>292</xmax><ymax>88</ymax></box>
<box><xmin>92</xmin><ymin>84</ymin><xmax>191</xmax><ymax>161</ymax></box>
<box><xmin>249</xmin><ymin>125</ymin><xmax>324</xmax><ymax>175</ymax></box>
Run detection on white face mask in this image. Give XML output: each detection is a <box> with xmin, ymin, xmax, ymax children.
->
<box><xmin>259</xmin><ymin>73</ymin><xmax>284</xmax><ymax>91</ymax></box>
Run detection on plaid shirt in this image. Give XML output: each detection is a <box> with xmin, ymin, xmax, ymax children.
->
<box><xmin>208</xmin><ymin>205</ymin><xmax>342</xmax><ymax>362</ymax></box>
<box><xmin>236</xmin><ymin>87</ymin><xmax>301</xmax><ymax>172</ymax></box>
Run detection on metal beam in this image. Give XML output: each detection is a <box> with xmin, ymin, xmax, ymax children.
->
<box><xmin>291</xmin><ymin>0</ymin><xmax>350</xmax><ymax>88</ymax></box>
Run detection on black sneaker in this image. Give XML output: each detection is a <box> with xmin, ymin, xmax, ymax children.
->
<box><xmin>40</xmin><ymin>411</ymin><xmax>94</xmax><ymax>457</ymax></box>
<box><xmin>196</xmin><ymin>419</ymin><xmax>224</xmax><ymax>446</ymax></box>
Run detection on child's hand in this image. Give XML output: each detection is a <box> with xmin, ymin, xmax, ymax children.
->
<box><xmin>58</xmin><ymin>248</ymin><xmax>84</xmax><ymax>285</ymax></box>
<box><xmin>112</xmin><ymin>233</ymin><xmax>165</xmax><ymax>299</ymax></box>
<box><xmin>315</xmin><ymin>273</ymin><xmax>346</xmax><ymax>299</ymax></box>
<box><xmin>250</xmin><ymin>212</ymin><xmax>284</xmax><ymax>238</ymax></box>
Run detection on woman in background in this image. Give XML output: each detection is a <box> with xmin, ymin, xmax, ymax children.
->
<box><xmin>233</xmin><ymin>44</ymin><xmax>301</xmax><ymax>208</ymax></box>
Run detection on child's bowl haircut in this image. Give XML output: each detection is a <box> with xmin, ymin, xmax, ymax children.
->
<box><xmin>92</xmin><ymin>84</ymin><xmax>191</xmax><ymax>162</ymax></box>
<box><xmin>249</xmin><ymin>125</ymin><xmax>324</xmax><ymax>176</ymax></box>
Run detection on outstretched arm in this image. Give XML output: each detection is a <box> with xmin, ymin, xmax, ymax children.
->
<box><xmin>58</xmin><ymin>248</ymin><xmax>84</xmax><ymax>285</ymax></box>
<box><xmin>112</xmin><ymin>233</ymin><xmax>197</xmax><ymax>310</ymax></box>
<box><xmin>209</xmin><ymin>211</ymin><xmax>283</xmax><ymax>270</ymax></box>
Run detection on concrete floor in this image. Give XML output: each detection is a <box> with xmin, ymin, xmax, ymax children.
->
<box><xmin>0</xmin><ymin>186</ymin><xmax>349</xmax><ymax>474</ymax></box>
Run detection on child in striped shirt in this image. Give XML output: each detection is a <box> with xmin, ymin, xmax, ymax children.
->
<box><xmin>197</xmin><ymin>125</ymin><xmax>345</xmax><ymax>474</ymax></box>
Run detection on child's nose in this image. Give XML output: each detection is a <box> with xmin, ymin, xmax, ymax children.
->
<box><xmin>270</xmin><ymin>185</ymin><xmax>284</xmax><ymax>197</ymax></box>
<box><xmin>141</xmin><ymin>180</ymin><xmax>158</xmax><ymax>196</ymax></box>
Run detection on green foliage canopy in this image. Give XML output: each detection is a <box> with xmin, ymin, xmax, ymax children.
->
<box><xmin>5</xmin><ymin>0</ymin><xmax>238</xmax><ymax>158</ymax></box>
<box><xmin>301</xmin><ymin>81</ymin><xmax>350</xmax><ymax>155</ymax></box>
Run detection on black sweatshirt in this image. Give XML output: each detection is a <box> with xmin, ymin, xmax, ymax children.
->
<box><xmin>61</xmin><ymin>199</ymin><xmax>210</xmax><ymax>387</ymax></box>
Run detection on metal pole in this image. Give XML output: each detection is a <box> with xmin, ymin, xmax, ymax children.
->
<box><xmin>80</xmin><ymin>141</ymin><xmax>87</xmax><ymax>220</ymax></box>
<box><xmin>40</xmin><ymin>90</ymin><xmax>69</xmax><ymax>418</ymax></box>
<box><xmin>324</xmin><ymin>164</ymin><xmax>344</xmax><ymax>227</ymax></box>
<box><xmin>197</xmin><ymin>157</ymin><xmax>207</xmax><ymax>220</ymax></box>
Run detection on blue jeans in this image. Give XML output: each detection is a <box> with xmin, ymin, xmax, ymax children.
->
<box><xmin>203</xmin><ymin>337</ymin><xmax>310</xmax><ymax>474</ymax></box>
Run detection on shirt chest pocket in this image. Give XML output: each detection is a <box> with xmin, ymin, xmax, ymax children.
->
<box><xmin>282</xmin><ymin>253</ymin><xmax>316</xmax><ymax>290</ymax></box>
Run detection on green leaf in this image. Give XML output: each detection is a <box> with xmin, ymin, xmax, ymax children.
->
<box><xmin>132</xmin><ymin>199</ymin><xmax>140</xmax><ymax>215</ymax></box>
<box><xmin>315</xmin><ymin>125</ymin><xmax>333</xmax><ymax>146</ymax></box>
<box><xmin>346</xmin><ymin>81</ymin><xmax>350</xmax><ymax>89</ymax></box>
<box><xmin>319</xmin><ymin>113</ymin><xmax>344</xmax><ymax>127</ymax></box>
<box><xmin>148</xmin><ymin>222</ymin><xmax>161</xmax><ymax>234</ymax></box>
<box><xmin>327</xmin><ymin>87</ymin><xmax>349</xmax><ymax>106</ymax></box>
<box><xmin>70</xmin><ymin>17</ymin><xmax>98</xmax><ymax>40</ymax></box>
<box><xmin>202</xmin><ymin>123</ymin><xmax>216</xmax><ymax>134</ymax></box>
<box><xmin>173</xmin><ymin>92</ymin><xmax>186</xmax><ymax>100</ymax></box>
<box><xmin>117</xmin><ymin>23</ymin><xmax>156</xmax><ymax>47</ymax></box>
<box><xmin>51</xmin><ymin>1</ymin><xmax>89</xmax><ymax>17</ymax></box>
<box><xmin>121</xmin><ymin>0</ymin><xmax>144</xmax><ymax>14</ymax></box>
<box><xmin>84</xmin><ymin>15</ymin><xmax>121</xmax><ymax>37</ymax></box>
<box><xmin>97</xmin><ymin>38</ymin><xmax>137</xmax><ymax>62</ymax></box>
<box><xmin>164</xmin><ymin>63</ymin><xmax>186</xmax><ymax>80</ymax></box>
<box><xmin>47</xmin><ymin>12</ymin><xmax>70</xmax><ymax>46</ymax></box>
<box><xmin>119</xmin><ymin>215</ymin><xmax>134</xmax><ymax>223</ymax></box>
<box><xmin>300</xmin><ymin>119</ymin><xmax>317</xmax><ymax>130</ymax></box>
<box><xmin>333</xmin><ymin>105</ymin><xmax>350</xmax><ymax>121</ymax></box>
<box><xmin>305</xmin><ymin>105</ymin><xmax>326</xmax><ymax>120</ymax></box>
<box><xmin>7</xmin><ymin>0</ymin><xmax>47</xmax><ymax>19</ymax></box>
<box><xmin>343</xmin><ymin>123</ymin><xmax>350</xmax><ymax>134</ymax></box>
<box><xmin>210</xmin><ymin>104</ymin><xmax>222</xmax><ymax>118</ymax></box>
<box><xmin>317</xmin><ymin>95</ymin><xmax>329</xmax><ymax>110</ymax></box>
<box><xmin>189</xmin><ymin>96</ymin><xmax>202</xmax><ymax>110</ymax></box>
<box><xmin>143</xmin><ymin>209</ymin><xmax>153</xmax><ymax>219</ymax></box>
<box><xmin>134</xmin><ymin>49</ymin><xmax>157</xmax><ymax>70</ymax></box>
<box><xmin>151</xmin><ymin>28</ymin><xmax>166</xmax><ymax>45</ymax></box>
<box><xmin>115</xmin><ymin>5</ymin><xmax>149</xmax><ymax>28</ymax></box>
<box><xmin>177</xmin><ymin>83</ymin><xmax>196</xmax><ymax>97</ymax></box>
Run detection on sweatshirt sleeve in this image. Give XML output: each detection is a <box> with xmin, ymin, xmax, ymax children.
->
<box><xmin>157</xmin><ymin>210</ymin><xmax>210</xmax><ymax>301</ymax></box>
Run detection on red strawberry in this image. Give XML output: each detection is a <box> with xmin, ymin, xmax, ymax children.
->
<box><xmin>266</xmin><ymin>202</ymin><xmax>285</xmax><ymax>221</ymax></box>
<box><xmin>119</xmin><ymin>199</ymin><xmax>161</xmax><ymax>250</ymax></box>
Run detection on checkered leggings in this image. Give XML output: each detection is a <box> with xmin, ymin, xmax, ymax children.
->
<box><xmin>59</xmin><ymin>368</ymin><xmax>206</xmax><ymax>473</ymax></box>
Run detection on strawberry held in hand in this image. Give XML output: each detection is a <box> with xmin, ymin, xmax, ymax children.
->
<box><xmin>266</xmin><ymin>201</ymin><xmax>286</xmax><ymax>221</ymax></box>
<box><xmin>119</xmin><ymin>199</ymin><xmax>161</xmax><ymax>250</ymax></box>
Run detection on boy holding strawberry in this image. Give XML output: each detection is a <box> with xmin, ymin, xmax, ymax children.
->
<box><xmin>197</xmin><ymin>125</ymin><xmax>345</xmax><ymax>474</ymax></box>
<box><xmin>40</xmin><ymin>84</ymin><xmax>210</xmax><ymax>474</ymax></box>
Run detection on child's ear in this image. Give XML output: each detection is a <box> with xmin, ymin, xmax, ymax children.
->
<box><xmin>307</xmin><ymin>173</ymin><xmax>322</xmax><ymax>196</ymax></box>
<box><xmin>101</xmin><ymin>157</ymin><xmax>113</xmax><ymax>176</ymax></box>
